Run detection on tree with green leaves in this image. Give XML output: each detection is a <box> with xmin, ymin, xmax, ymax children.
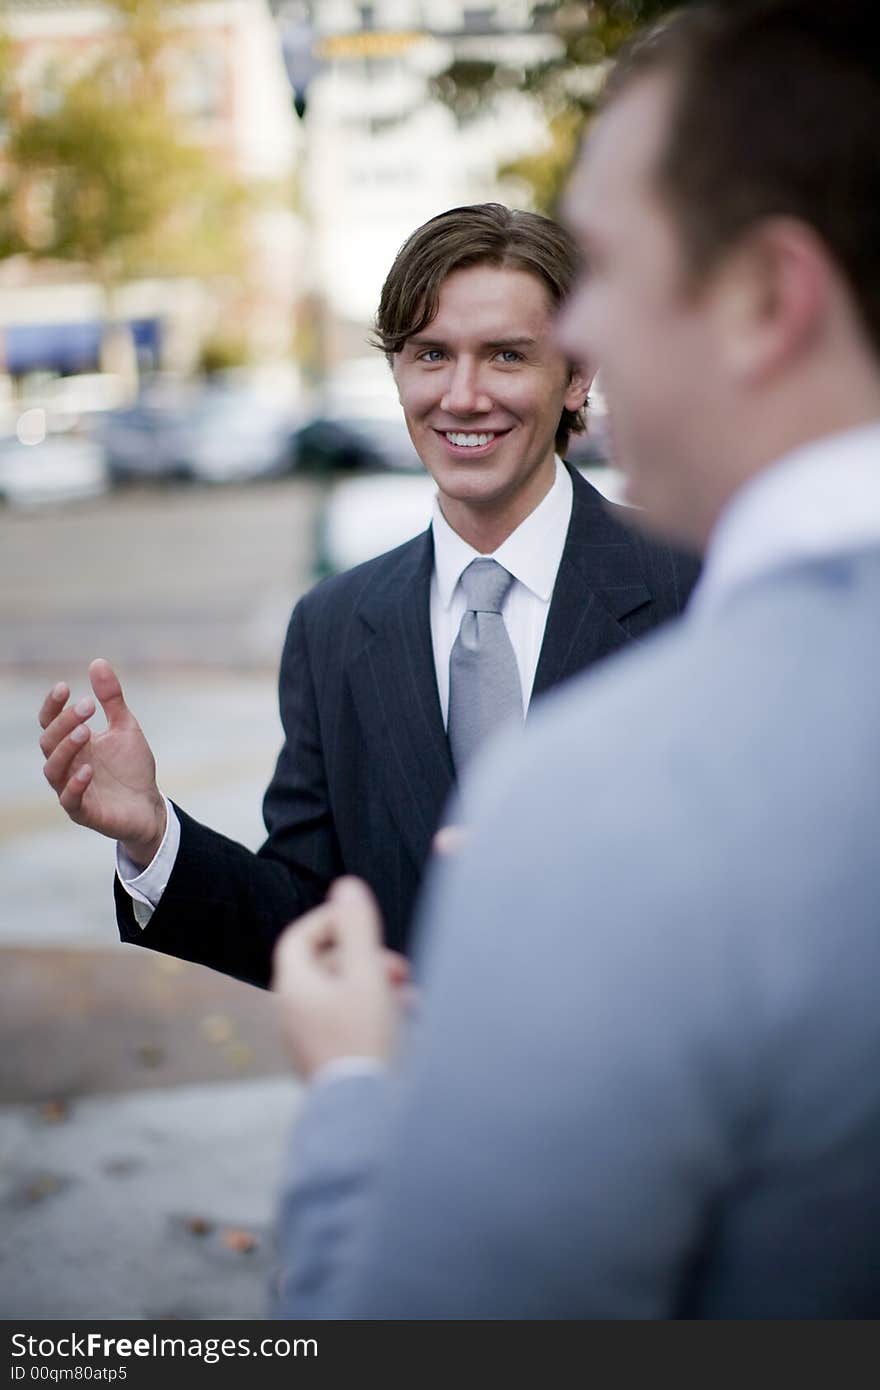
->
<box><xmin>431</xmin><ymin>0</ymin><xmax>684</xmax><ymax>213</ymax></box>
<box><xmin>0</xmin><ymin>0</ymin><xmax>254</xmax><ymax>375</ymax></box>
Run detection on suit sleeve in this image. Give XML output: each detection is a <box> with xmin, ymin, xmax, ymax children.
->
<box><xmin>115</xmin><ymin>598</ymin><xmax>343</xmax><ymax>989</ymax></box>
<box><xmin>271</xmin><ymin>1073</ymin><xmax>392</xmax><ymax>1320</ymax></box>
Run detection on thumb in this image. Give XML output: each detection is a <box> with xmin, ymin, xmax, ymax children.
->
<box><xmin>327</xmin><ymin>877</ymin><xmax>384</xmax><ymax>963</ymax></box>
<box><xmin>432</xmin><ymin>824</ymin><xmax>469</xmax><ymax>857</ymax></box>
<box><xmin>89</xmin><ymin>658</ymin><xmax>135</xmax><ymax>729</ymax></box>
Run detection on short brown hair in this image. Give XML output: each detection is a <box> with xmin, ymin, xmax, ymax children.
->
<box><xmin>602</xmin><ymin>0</ymin><xmax>880</xmax><ymax>355</ymax></box>
<box><xmin>373</xmin><ymin>203</ymin><xmax>587</xmax><ymax>454</ymax></box>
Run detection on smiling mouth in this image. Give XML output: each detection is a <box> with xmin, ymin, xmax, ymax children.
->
<box><xmin>445</xmin><ymin>431</ymin><xmax>495</xmax><ymax>447</ymax></box>
<box><xmin>435</xmin><ymin>428</ymin><xmax>510</xmax><ymax>455</ymax></box>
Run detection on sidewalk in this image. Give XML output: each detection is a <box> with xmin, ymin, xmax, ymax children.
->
<box><xmin>0</xmin><ymin>943</ymin><xmax>305</xmax><ymax>1321</ymax></box>
<box><xmin>0</xmin><ymin>1076</ymin><xmax>302</xmax><ymax>1321</ymax></box>
<box><xmin>1</xmin><ymin>664</ymin><xmax>306</xmax><ymax>1322</ymax></box>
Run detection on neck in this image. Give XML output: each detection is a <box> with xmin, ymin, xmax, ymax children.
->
<box><xmin>695</xmin><ymin>356</ymin><xmax>880</xmax><ymax>552</ymax></box>
<box><xmin>437</xmin><ymin>457</ymin><xmax>558</xmax><ymax>554</ymax></box>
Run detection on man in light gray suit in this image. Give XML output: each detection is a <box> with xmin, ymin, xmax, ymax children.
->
<box><xmin>270</xmin><ymin>0</ymin><xmax>880</xmax><ymax>1318</ymax></box>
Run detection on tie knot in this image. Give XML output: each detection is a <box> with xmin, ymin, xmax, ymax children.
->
<box><xmin>460</xmin><ymin>558</ymin><xmax>515</xmax><ymax>614</ymax></box>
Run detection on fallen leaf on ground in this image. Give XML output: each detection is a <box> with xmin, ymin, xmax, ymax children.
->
<box><xmin>221</xmin><ymin>1228</ymin><xmax>258</xmax><ymax>1254</ymax></box>
<box><xmin>183</xmin><ymin>1216</ymin><xmax>214</xmax><ymax>1237</ymax></box>
<box><xmin>24</xmin><ymin>1174</ymin><xmax>65</xmax><ymax>1202</ymax></box>
<box><xmin>38</xmin><ymin>1099</ymin><xmax>69</xmax><ymax>1124</ymax></box>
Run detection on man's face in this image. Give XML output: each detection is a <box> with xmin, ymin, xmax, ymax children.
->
<box><xmin>392</xmin><ymin>263</ymin><xmax>588</xmax><ymax>529</ymax></box>
<box><xmin>558</xmin><ymin>75</ymin><xmax>728</xmax><ymax>547</ymax></box>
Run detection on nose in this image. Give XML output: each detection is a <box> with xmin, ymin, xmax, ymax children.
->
<box><xmin>440</xmin><ymin>358</ymin><xmax>493</xmax><ymax>417</ymax></box>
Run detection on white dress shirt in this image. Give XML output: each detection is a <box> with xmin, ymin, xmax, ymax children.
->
<box><xmin>690</xmin><ymin>421</ymin><xmax>880</xmax><ymax>621</ymax></box>
<box><xmin>118</xmin><ymin>456</ymin><xmax>575</xmax><ymax>923</ymax></box>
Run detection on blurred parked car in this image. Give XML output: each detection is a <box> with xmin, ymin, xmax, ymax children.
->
<box><xmin>172</xmin><ymin>386</ymin><xmax>298</xmax><ymax>483</ymax></box>
<box><xmin>96</xmin><ymin>392</ymin><xmax>188</xmax><ymax>483</ymax></box>
<box><xmin>291</xmin><ymin>412</ymin><xmax>420</xmax><ymax>476</ymax></box>
<box><xmin>1</xmin><ymin>373</ymin><xmax>131</xmax><ymax>441</ymax></box>
<box><xmin>292</xmin><ymin>352</ymin><xmax>421</xmax><ymax>476</ymax></box>
<box><xmin>97</xmin><ymin>380</ymin><xmax>298</xmax><ymax>484</ymax></box>
<box><xmin>37</xmin><ymin>372</ymin><xmax>131</xmax><ymax>429</ymax></box>
<box><xmin>0</xmin><ymin>432</ymin><xmax>109</xmax><ymax>507</ymax></box>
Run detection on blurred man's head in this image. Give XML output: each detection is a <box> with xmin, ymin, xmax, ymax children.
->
<box><xmin>558</xmin><ymin>0</ymin><xmax>880</xmax><ymax>552</ymax></box>
<box><xmin>374</xmin><ymin>205</ymin><xmax>591</xmax><ymax>549</ymax></box>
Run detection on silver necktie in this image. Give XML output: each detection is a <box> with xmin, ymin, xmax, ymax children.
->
<box><xmin>448</xmin><ymin>558</ymin><xmax>523</xmax><ymax>774</ymax></box>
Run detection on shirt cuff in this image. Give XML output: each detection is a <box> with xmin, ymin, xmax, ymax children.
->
<box><xmin>115</xmin><ymin>795</ymin><xmax>180</xmax><ymax>928</ymax></box>
<box><xmin>308</xmin><ymin>1057</ymin><xmax>389</xmax><ymax>1092</ymax></box>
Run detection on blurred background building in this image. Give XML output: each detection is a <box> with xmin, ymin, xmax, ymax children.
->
<box><xmin>1</xmin><ymin>0</ymin><xmax>301</xmax><ymax>396</ymax></box>
<box><xmin>286</xmin><ymin>1</ymin><xmax>557</xmax><ymax>369</ymax></box>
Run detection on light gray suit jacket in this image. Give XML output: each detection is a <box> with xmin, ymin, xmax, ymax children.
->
<box><xmin>273</xmin><ymin>543</ymin><xmax>880</xmax><ymax>1319</ymax></box>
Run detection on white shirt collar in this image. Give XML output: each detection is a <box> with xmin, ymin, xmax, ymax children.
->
<box><xmin>431</xmin><ymin>456</ymin><xmax>573</xmax><ymax>609</ymax></box>
<box><xmin>691</xmin><ymin>420</ymin><xmax>880</xmax><ymax>620</ymax></box>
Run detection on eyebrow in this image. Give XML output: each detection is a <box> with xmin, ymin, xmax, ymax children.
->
<box><xmin>406</xmin><ymin>335</ymin><xmax>539</xmax><ymax>351</ymax></box>
<box><xmin>485</xmin><ymin>336</ymin><xmax>539</xmax><ymax>351</ymax></box>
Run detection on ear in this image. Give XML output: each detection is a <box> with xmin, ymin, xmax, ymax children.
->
<box><xmin>564</xmin><ymin>362</ymin><xmax>594</xmax><ymax>412</ymax></box>
<box><xmin>714</xmin><ymin>218</ymin><xmax>829</xmax><ymax>385</ymax></box>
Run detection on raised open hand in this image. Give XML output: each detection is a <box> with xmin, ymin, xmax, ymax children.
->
<box><xmin>39</xmin><ymin>657</ymin><xmax>166</xmax><ymax>868</ymax></box>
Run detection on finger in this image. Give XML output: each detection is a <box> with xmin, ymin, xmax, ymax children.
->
<box><xmin>301</xmin><ymin>910</ymin><xmax>345</xmax><ymax>973</ymax></box>
<box><xmin>432</xmin><ymin>825</ymin><xmax>469</xmax><ymax>857</ymax></box>
<box><xmin>39</xmin><ymin>695</ymin><xmax>96</xmax><ymax>759</ymax></box>
<box><xmin>38</xmin><ymin>682</ymin><xmax>69</xmax><ymax>732</ymax></box>
<box><xmin>326</xmin><ymin>877</ymin><xmax>384</xmax><ymax>963</ymax></box>
<box><xmin>43</xmin><ymin>723</ymin><xmax>91</xmax><ymax>794</ymax></box>
<box><xmin>271</xmin><ymin>907</ymin><xmax>338</xmax><ymax>990</ymax></box>
<box><xmin>58</xmin><ymin>763</ymin><xmax>92</xmax><ymax>816</ymax></box>
<box><xmin>89</xmin><ymin>658</ymin><xmax>134</xmax><ymax>730</ymax></box>
<box><xmin>296</xmin><ymin>904</ymin><xmax>343</xmax><ymax>955</ymax></box>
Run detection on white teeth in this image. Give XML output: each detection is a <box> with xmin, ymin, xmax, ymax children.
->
<box><xmin>446</xmin><ymin>432</ymin><xmax>495</xmax><ymax>447</ymax></box>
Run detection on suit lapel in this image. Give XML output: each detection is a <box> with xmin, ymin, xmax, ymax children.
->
<box><xmin>347</xmin><ymin>529</ymin><xmax>455</xmax><ymax>871</ymax></box>
<box><xmin>532</xmin><ymin>465</ymin><xmax>651</xmax><ymax>699</ymax></box>
<box><xmin>346</xmin><ymin>469</ymin><xmax>653</xmax><ymax>856</ymax></box>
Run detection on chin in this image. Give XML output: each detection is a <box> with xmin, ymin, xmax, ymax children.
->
<box><xmin>440</xmin><ymin>478</ymin><xmax>506</xmax><ymax>507</ymax></box>
<box><xmin>431</xmin><ymin>454</ymin><xmax>504</xmax><ymax>487</ymax></box>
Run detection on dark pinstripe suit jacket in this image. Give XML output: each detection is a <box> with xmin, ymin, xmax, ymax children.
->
<box><xmin>115</xmin><ymin>465</ymin><xmax>699</xmax><ymax>986</ymax></box>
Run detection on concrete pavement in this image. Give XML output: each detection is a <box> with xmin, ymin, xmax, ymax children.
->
<box><xmin>1</xmin><ymin>665</ymin><xmax>301</xmax><ymax>1320</ymax></box>
<box><xmin>0</xmin><ymin>476</ymin><xmax>323</xmax><ymax>670</ymax></box>
<box><xmin>1</xmin><ymin>479</ymin><xmax>323</xmax><ymax>1321</ymax></box>
<box><xmin>1</xmin><ymin>1077</ymin><xmax>302</xmax><ymax>1321</ymax></box>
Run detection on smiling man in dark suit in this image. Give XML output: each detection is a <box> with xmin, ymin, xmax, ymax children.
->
<box><xmin>38</xmin><ymin>203</ymin><xmax>698</xmax><ymax>986</ymax></box>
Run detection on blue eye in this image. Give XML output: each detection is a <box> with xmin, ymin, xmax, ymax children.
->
<box><xmin>418</xmin><ymin>349</ymin><xmax>445</xmax><ymax>363</ymax></box>
<box><xmin>497</xmin><ymin>349</ymin><xmax>522</xmax><ymax>364</ymax></box>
